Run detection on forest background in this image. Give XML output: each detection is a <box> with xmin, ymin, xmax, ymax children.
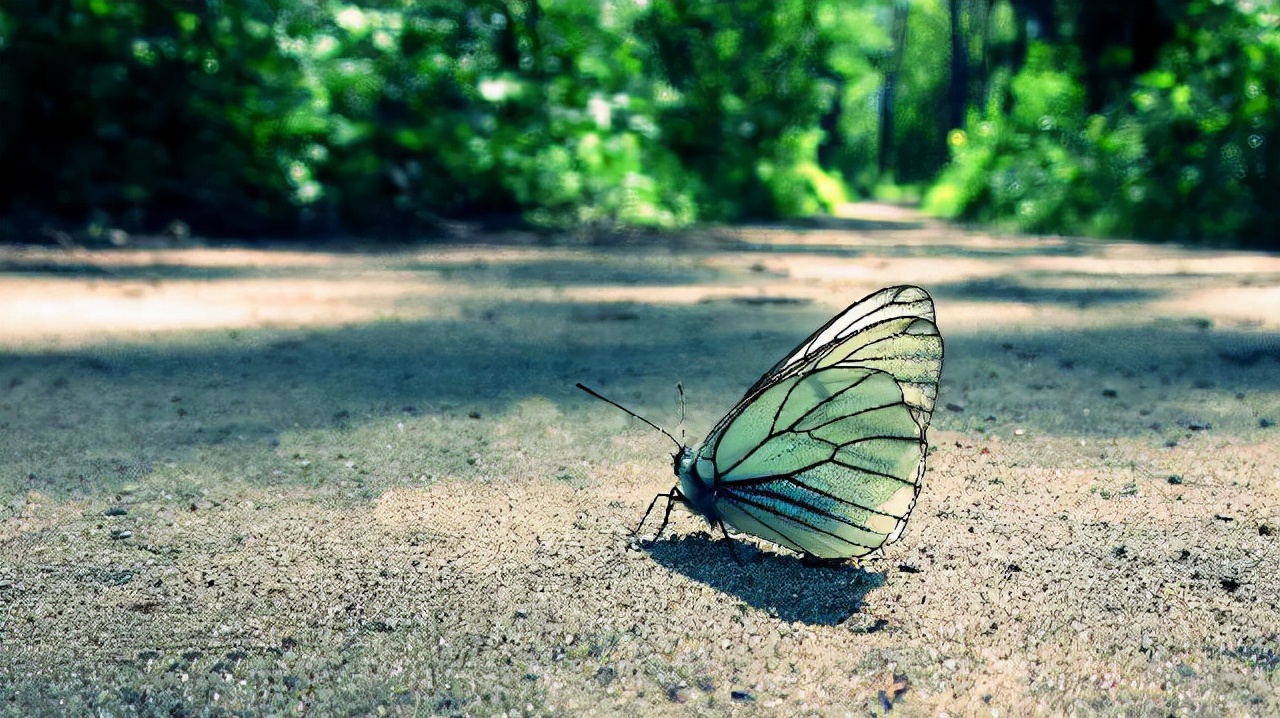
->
<box><xmin>2</xmin><ymin>0</ymin><xmax>1277</xmax><ymax>248</ymax></box>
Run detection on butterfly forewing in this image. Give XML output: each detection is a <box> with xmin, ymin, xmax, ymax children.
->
<box><xmin>750</xmin><ymin>286</ymin><xmax>938</xmax><ymax>395</ymax></box>
<box><xmin>688</xmin><ymin>285</ymin><xmax>943</xmax><ymax>559</ymax></box>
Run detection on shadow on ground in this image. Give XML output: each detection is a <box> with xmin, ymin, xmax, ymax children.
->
<box><xmin>0</xmin><ymin>260</ymin><xmax>259</xmax><ymax>281</ymax></box>
<box><xmin>931</xmin><ymin>276</ymin><xmax>1164</xmax><ymax>307</ymax></box>
<box><xmin>3</xmin><ymin>250</ymin><xmax>1278</xmax><ymax>500</ymax></box>
<box><xmin>405</xmin><ymin>258</ymin><xmax>723</xmax><ymax>286</ymax></box>
<box><xmin>645</xmin><ymin>534</ymin><xmax>887</xmax><ymax>625</ymax></box>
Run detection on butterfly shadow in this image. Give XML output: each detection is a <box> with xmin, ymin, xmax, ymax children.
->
<box><xmin>643</xmin><ymin>533</ymin><xmax>887</xmax><ymax>626</ymax></box>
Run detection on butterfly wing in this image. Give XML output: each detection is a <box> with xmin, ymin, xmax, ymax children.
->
<box><xmin>746</xmin><ymin>284</ymin><xmax>939</xmax><ymax>405</ymax></box>
<box><xmin>691</xmin><ymin>285</ymin><xmax>943</xmax><ymax>559</ymax></box>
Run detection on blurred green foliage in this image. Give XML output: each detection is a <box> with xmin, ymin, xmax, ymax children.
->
<box><xmin>0</xmin><ymin>0</ymin><xmax>316</xmax><ymax>234</ymax></box>
<box><xmin>0</xmin><ymin>0</ymin><xmax>1275</xmax><ymax>246</ymax></box>
<box><xmin>925</xmin><ymin>0</ymin><xmax>1279</xmax><ymax>246</ymax></box>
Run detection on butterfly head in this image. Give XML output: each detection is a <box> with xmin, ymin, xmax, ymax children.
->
<box><xmin>671</xmin><ymin>445</ymin><xmax>694</xmax><ymax>477</ymax></box>
<box><xmin>672</xmin><ymin>444</ymin><xmax>719</xmax><ymax>523</ymax></box>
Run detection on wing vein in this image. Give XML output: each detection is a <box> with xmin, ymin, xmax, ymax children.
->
<box><xmin>726</xmin><ymin>495</ymin><xmax>880</xmax><ymax>551</ymax></box>
<box><xmin>775</xmin><ymin>476</ymin><xmax>906</xmax><ymax>518</ymax></box>
<box><xmin>830</xmin><ymin>458</ymin><xmax>918</xmax><ymax>486</ymax></box>
<box><xmin>728</xmin><ymin>480</ymin><xmax>901</xmax><ymax>522</ymax></box>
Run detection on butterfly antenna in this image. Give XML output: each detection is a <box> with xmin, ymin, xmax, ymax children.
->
<box><xmin>576</xmin><ymin>383</ymin><xmax>682</xmax><ymax>450</ymax></box>
<box><xmin>676</xmin><ymin>382</ymin><xmax>686</xmax><ymax>445</ymax></box>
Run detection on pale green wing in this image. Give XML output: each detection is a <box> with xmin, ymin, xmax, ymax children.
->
<box><xmin>693</xmin><ymin>286</ymin><xmax>943</xmax><ymax>559</ymax></box>
<box><xmin>708</xmin><ymin>367</ymin><xmax>928</xmax><ymax>558</ymax></box>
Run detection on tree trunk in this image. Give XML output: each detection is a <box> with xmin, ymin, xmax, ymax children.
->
<box><xmin>948</xmin><ymin>0</ymin><xmax>969</xmax><ymax>131</ymax></box>
<box><xmin>878</xmin><ymin>0</ymin><xmax>911</xmax><ymax>176</ymax></box>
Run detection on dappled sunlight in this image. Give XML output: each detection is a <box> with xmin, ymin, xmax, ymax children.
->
<box><xmin>3</xmin><ymin>225</ymin><xmax>1279</xmax><ymax>718</ymax></box>
<box><xmin>558</xmin><ymin>284</ymin><xmax>793</xmax><ymax>306</ymax></box>
<box><xmin>1155</xmin><ymin>285</ymin><xmax>1280</xmax><ymax>329</ymax></box>
<box><xmin>6</xmin><ymin>221</ymin><xmax>1280</xmax><ymax>350</ymax></box>
<box><xmin>0</xmin><ymin>275</ymin><xmax>457</xmax><ymax>345</ymax></box>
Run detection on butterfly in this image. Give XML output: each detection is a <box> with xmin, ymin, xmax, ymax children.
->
<box><xmin>579</xmin><ymin>285</ymin><xmax>943</xmax><ymax>561</ymax></box>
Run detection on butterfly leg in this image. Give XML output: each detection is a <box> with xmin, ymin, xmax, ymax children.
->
<box><xmin>717</xmin><ymin>519</ymin><xmax>745</xmax><ymax>566</ymax></box>
<box><xmin>634</xmin><ymin>486</ymin><xmax>681</xmax><ymax>539</ymax></box>
<box><xmin>653</xmin><ymin>488</ymin><xmax>681</xmax><ymax>540</ymax></box>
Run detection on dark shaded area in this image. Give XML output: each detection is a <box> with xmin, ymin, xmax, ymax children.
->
<box><xmin>644</xmin><ymin>533</ymin><xmax>887</xmax><ymax>625</ymax></box>
<box><xmin>405</xmin><ymin>258</ymin><xmax>722</xmax><ymax>287</ymax></box>
<box><xmin>2</xmin><ymin>252</ymin><xmax>1277</xmax><ymax>503</ymax></box>
<box><xmin>739</xmin><ymin>216</ymin><xmax>930</xmax><ymax>233</ymax></box>
<box><xmin>931</xmin><ymin>276</ymin><xmax>1162</xmax><ymax>307</ymax></box>
<box><xmin>0</xmin><ymin>260</ymin><xmax>259</xmax><ymax>281</ymax></box>
<box><xmin>1076</xmin><ymin>2</ymin><xmax>1175</xmax><ymax>111</ymax></box>
<box><xmin>728</xmin><ymin>236</ymin><xmax>1091</xmax><ymax>260</ymax></box>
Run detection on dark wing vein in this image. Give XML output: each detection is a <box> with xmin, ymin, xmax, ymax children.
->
<box><xmin>728</xmin><ymin>478</ymin><xmax>902</xmax><ymax>520</ymax></box>
<box><xmin>830</xmin><ymin>457</ymin><xmax>919</xmax><ymax>486</ymax></box>
<box><xmin>722</xmin><ymin>503</ymin><xmax>810</xmax><ymax>555</ymax></box>
<box><xmin>778</xmin><ymin>475</ymin><xmax>906</xmax><ymax>518</ymax></box>
<box><xmin>798</xmin><ymin>399</ymin><xmax>905</xmax><ymax>432</ymax></box>
<box><xmin>718</xmin><ymin>430</ymin><xmax>920</xmax><ymax>480</ymax></box>
<box><xmin>713</xmin><ymin>366</ymin><xmax>913</xmax><ymax>478</ymax></box>
<box><xmin>723</xmin><ymin>494</ymin><xmax>880</xmax><ymax>551</ymax></box>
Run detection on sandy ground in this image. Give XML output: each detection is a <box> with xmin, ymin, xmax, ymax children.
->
<box><xmin>2</xmin><ymin>209</ymin><xmax>1278</xmax><ymax>716</ymax></box>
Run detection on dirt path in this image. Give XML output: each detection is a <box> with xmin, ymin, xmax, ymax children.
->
<box><xmin>2</xmin><ymin>212</ymin><xmax>1278</xmax><ymax>715</ymax></box>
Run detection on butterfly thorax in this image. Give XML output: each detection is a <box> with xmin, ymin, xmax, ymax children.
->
<box><xmin>673</xmin><ymin>445</ymin><xmax>719</xmax><ymax>524</ymax></box>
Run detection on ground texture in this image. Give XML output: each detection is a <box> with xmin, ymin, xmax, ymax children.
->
<box><xmin>2</xmin><ymin>210</ymin><xmax>1278</xmax><ymax>716</ymax></box>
